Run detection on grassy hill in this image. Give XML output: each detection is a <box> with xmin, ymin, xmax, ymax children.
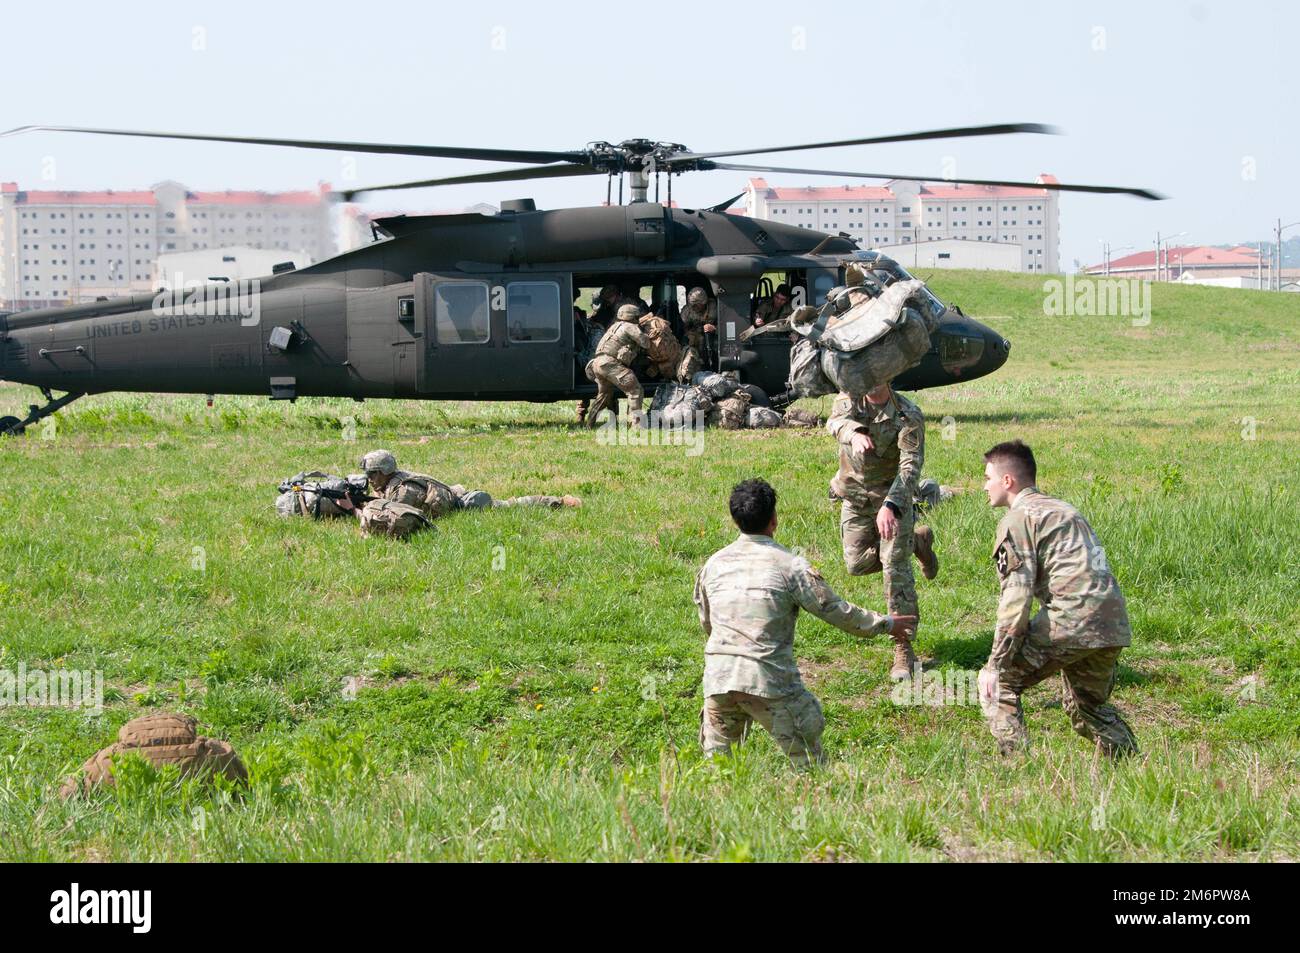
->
<box><xmin>1</xmin><ymin>272</ymin><xmax>1296</xmax><ymax>861</ymax></box>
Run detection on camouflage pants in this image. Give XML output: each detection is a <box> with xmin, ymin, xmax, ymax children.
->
<box><xmin>700</xmin><ymin>688</ymin><xmax>826</xmax><ymax>768</ymax></box>
<box><xmin>838</xmin><ymin>494</ymin><xmax>918</xmax><ymax>620</ymax></box>
<box><xmin>984</xmin><ymin>609</ymin><xmax>1138</xmax><ymax>758</ymax></box>
<box><xmin>456</xmin><ymin>491</ymin><xmax>569</xmax><ymax>510</ymax></box>
<box><xmin>493</xmin><ymin>495</ymin><xmax>568</xmax><ymax>509</ymax></box>
<box><xmin>585</xmin><ymin>357</ymin><xmax>643</xmax><ymax>426</ymax></box>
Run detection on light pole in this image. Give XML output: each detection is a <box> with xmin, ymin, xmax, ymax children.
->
<box><xmin>1098</xmin><ymin>240</ymin><xmax>1133</xmax><ymax>276</ymax></box>
<box><xmin>1274</xmin><ymin>220</ymin><xmax>1299</xmax><ymax>290</ymax></box>
<box><xmin>1155</xmin><ymin>231</ymin><xmax>1187</xmax><ymax>282</ymax></box>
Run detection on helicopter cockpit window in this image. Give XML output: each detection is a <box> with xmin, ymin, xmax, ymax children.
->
<box><xmin>435</xmin><ymin>281</ymin><xmax>490</xmax><ymax>344</ymax></box>
<box><xmin>506</xmin><ymin>282</ymin><xmax>561</xmax><ymax>343</ymax></box>
<box><xmin>939</xmin><ymin>333</ymin><xmax>984</xmax><ymax>367</ymax></box>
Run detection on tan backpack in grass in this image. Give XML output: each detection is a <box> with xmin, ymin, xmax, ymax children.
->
<box><xmin>709</xmin><ymin>389</ymin><xmax>752</xmax><ymax>430</ymax></box>
<box><xmin>359</xmin><ymin>499</ymin><xmax>431</xmax><ymax>539</ymax></box>
<box><xmin>60</xmin><ymin>712</ymin><xmax>247</xmax><ymax>798</ymax></box>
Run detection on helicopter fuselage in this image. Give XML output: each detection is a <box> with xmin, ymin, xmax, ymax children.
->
<box><xmin>0</xmin><ymin>202</ymin><xmax>1010</xmax><ymax>409</ymax></box>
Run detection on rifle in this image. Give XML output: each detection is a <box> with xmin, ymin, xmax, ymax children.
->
<box><xmin>277</xmin><ymin>472</ymin><xmax>376</xmax><ymax>518</ymax></box>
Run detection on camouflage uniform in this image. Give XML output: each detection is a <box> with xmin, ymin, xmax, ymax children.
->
<box><xmin>695</xmin><ymin>532</ymin><xmax>894</xmax><ymax>768</ymax></box>
<box><xmin>827</xmin><ymin>390</ymin><xmax>925</xmax><ymax>676</ymax></box>
<box><xmin>983</xmin><ymin>487</ymin><xmax>1137</xmax><ymax>758</ymax></box>
<box><xmin>681</xmin><ymin>292</ymin><xmax>715</xmax><ymax>353</ymax></box>
<box><xmin>915</xmin><ymin>478</ymin><xmax>955</xmax><ymax>511</ymax></box>
<box><xmin>585</xmin><ymin>305</ymin><xmax>649</xmax><ymax>426</ymax></box>
<box><xmin>752</xmin><ymin>295</ymin><xmax>795</xmax><ymax>332</ymax></box>
<box><xmin>577</xmin><ymin>289</ymin><xmax>638</xmax><ymax>423</ymax></box>
<box><xmin>638</xmin><ymin>313</ymin><xmax>683</xmax><ymax>378</ymax></box>
<box><xmin>455</xmin><ymin>487</ymin><xmax>576</xmax><ymax>509</ymax></box>
<box><xmin>828</xmin><ymin>390</ymin><xmax>924</xmax><ymax>599</ymax></box>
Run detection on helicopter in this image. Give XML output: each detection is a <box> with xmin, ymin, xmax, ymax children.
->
<box><xmin>0</xmin><ymin>123</ymin><xmax>1161</xmax><ymax>435</ymax></box>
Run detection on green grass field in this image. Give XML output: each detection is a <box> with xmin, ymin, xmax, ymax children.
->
<box><xmin>1</xmin><ymin>270</ymin><xmax>1296</xmax><ymax>861</ymax></box>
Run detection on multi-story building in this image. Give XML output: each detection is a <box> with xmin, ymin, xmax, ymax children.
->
<box><xmin>0</xmin><ymin>181</ymin><xmax>335</xmax><ymax>309</ymax></box>
<box><xmin>744</xmin><ymin>175</ymin><xmax>1060</xmax><ymax>273</ymax></box>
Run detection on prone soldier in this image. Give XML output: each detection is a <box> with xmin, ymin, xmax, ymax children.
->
<box><xmin>359</xmin><ymin>450</ymin><xmax>580</xmax><ymax>514</ymax></box>
<box><xmin>978</xmin><ymin>440</ymin><xmax>1138</xmax><ymax>759</ymax></box>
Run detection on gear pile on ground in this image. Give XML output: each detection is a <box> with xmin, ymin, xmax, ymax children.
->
<box><xmin>60</xmin><ymin>712</ymin><xmax>247</xmax><ymax>798</ymax></box>
<box><xmin>644</xmin><ymin>373</ymin><xmax>822</xmax><ymax>431</ymax></box>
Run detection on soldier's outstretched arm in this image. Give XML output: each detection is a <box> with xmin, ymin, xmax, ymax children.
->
<box><xmin>790</xmin><ymin>558</ymin><xmax>895</xmax><ymax>637</ymax></box>
<box><xmin>988</xmin><ymin>514</ymin><xmax>1038</xmax><ymax>672</ymax></box>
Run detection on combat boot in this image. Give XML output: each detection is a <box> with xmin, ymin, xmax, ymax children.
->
<box><xmin>913</xmin><ymin>524</ymin><xmax>939</xmax><ymax>580</ymax></box>
<box><xmin>890</xmin><ymin>632</ymin><xmax>918</xmax><ymax>682</ymax></box>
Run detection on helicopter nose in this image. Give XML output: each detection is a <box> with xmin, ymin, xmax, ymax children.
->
<box><xmin>979</xmin><ymin>327</ymin><xmax>1011</xmax><ymax>377</ymax></box>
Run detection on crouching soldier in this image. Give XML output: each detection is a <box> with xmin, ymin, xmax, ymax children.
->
<box><xmin>979</xmin><ymin>440</ymin><xmax>1138</xmax><ymax>759</ymax></box>
<box><xmin>585</xmin><ymin>304</ymin><xmax>649</xmax><ymax>428</ymax></box>
<box><xmin>695</xmin><ymin>478</ymin><xmax>915</xmax><ymax>768</ymax></box>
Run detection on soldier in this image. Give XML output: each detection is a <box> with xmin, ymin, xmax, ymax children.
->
<box><xmin>978</xmin><ymin>440</ymin><xmax>1137</xmax><ymax>759</ymax></box>
<box><xmin>915</xmin><ymin>478</ymin><xmax>959</xmax><ymax>511</ymax></box>
<box><xmin>826</xmin><ymin>382</ymin><xmax>939</xmax><ymax>681</ymax></box>
<box><xmin>638</xmin><ymin>309</ymin><xmax>700</xmax><ymax>383</ymax></box>
<box><xmin>579</xmin><ymin>286</ymin><xmax>645</xmax><ymax>424</ymax></box>
<box><xmin>588</xmin><ymin>284</ymin><xmax>624</xmax><ymax>329</ymax></box>
<box><xmin>681</xmin><ymin>287</ymin><xmax>716</xmax><ymax>353</ymax></box>
<box><xmin>752</xmin><ymin>282</ymin><xmax>795</xmax><ymax>331</ymax></box>
<box><xmin>359</xmin><ymin>450</ymin><xmax>579</xmax><ymax>512</ymax></box>
<box><xmin>695</xmin><ymin>478</ymin><xmax>915</xmax><ymax>768</ymax></box>
<box><xmin>584</xmin><ymin>303</ymin><xmax>649</xmax><ymax>428</ymax></box>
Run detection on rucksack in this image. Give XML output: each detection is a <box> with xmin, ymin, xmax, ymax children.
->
<box><xmin>747</xmin><ymin>406</ymin><xmax>784</xmax><ymax>429</ymax></box>
<box><xmin>359</xmin><ymin>500</ymin><xmax>431</xmax><ymax>539</ymax></box>
<box><xmin>650</xmin><ymin>383</ymin><xmax>713</xmax><ymax>430</ymax></box>
<box><xmin>692</xmin><ymin>371</ymin><xmax>740</xmax><ymax>400</ymax></box>
<box><xmin>275</xmin><ymin>471</ymin><xmax>371</xmax><ymax>518</ymax></box>
<box><xmin>387</xmin><ymin>474</ymin><xmax>458</xmax><ymax>519</ymax></box>
<box><xmin>709</xmin><ymin>389</ymin><xmax>752</xmax><ymax>430</ymax></box>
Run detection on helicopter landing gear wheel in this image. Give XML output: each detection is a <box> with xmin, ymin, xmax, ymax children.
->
<box><xmin>2</xmin><ymin>389</ymin><xmax>85</xmax><ymax>436</ymax></box>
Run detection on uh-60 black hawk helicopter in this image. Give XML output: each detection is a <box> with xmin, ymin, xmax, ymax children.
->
<box><xmin>0</xmin><ymin>122</ymin><xmax>1161</xmax><ymax>435</ymax></box>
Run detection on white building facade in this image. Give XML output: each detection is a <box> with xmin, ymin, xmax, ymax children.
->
<box><xmin>744</xmin><ymin>175</ymin><xmax>1060</xmax><ymax>273</ymax></box>
<box><xmin>0</xmin><ymin>181</ymin><xmax>335</xmax><ymax>309</ymax></box>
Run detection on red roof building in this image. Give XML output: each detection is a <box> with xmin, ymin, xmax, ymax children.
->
<box><xmin>1</xmin><ymin>180</ymin><xmax>335</xmax><ymax>309</ymax></box>
<box><xmin>1084</xmin><ymin>244</ymin><xmax>1265</xmax><ymax>280</ymax></box>
<box><xmin>744</xmin><ymin>175</ymin><xmax>1059</xmax><ymax>272</ymax></box>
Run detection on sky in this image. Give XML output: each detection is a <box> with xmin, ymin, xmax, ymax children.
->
<box><xmin>1</xmin><ymin>0</ymin><xmax>1294</xmax><ymax>269</ymax></box>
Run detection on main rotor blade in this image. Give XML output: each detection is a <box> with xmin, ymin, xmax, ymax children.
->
<box><xmin>674</xmin><ymin>122</ymin><xmax>1058</xmax><ymax>162</ymax></box>
<box><xmin>0</xmin><ymin>125</ymin><xmax>587</xmax><ymax>165</ymax></box>
<box><xmin>338</xmin><ymin>163</ymin><xmax>605</xmax><ymax>200</ymax></box>
<box><xmin>709</xmin><ymin>162</ymin><xmax>1164</xmax><ymax>200</ymax></box>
